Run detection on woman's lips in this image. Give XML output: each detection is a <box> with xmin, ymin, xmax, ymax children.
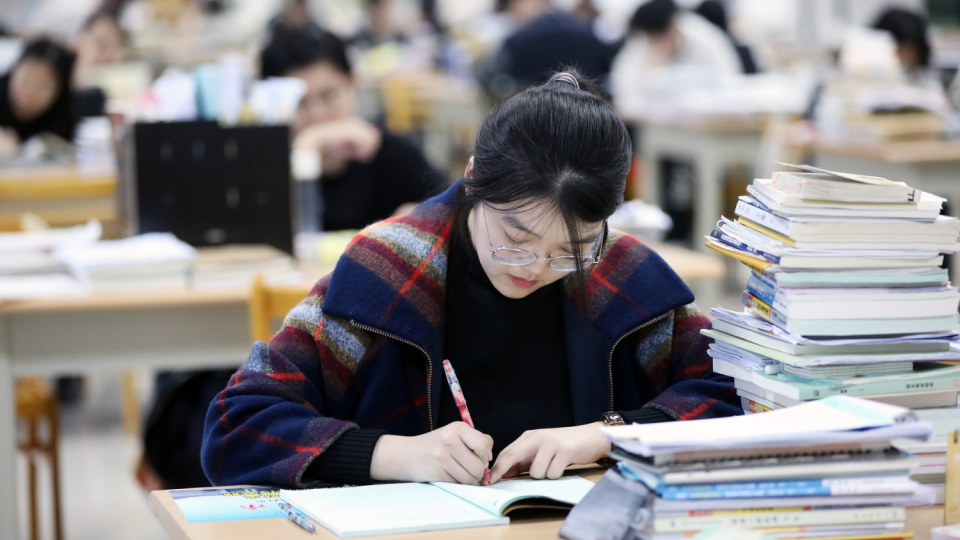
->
<box><xmin>510</xmin><ymin>275</ymin><xmax>537</xmax><ymax>288</ymax></box>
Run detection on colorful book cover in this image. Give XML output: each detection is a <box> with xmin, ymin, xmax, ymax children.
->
<box><xmin>171</xmin><ymin>486</ymin><xmax>285</xmax><ymax>523</ymax></box>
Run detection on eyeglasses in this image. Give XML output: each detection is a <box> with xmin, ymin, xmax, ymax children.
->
<box><xmin>482</xmin><ymin>205</ymin><xmax>606</xmax><ymax>272</ymax></box>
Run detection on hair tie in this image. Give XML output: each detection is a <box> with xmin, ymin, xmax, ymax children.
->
<box><xmin>548</xmin><ymin>72</ymin><xmax>580</xmax><ymax>90</ymax></box>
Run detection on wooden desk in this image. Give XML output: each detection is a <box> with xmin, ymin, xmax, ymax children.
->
<box><xmin>0</xmin><ymin>243</ymin><xmax>718</xmax><ymax>540</ymax></box>
<box><xmin>0</xmin><ymin>166</ymin><xmax>117</xmax><ymax>229</ymax></box>
<box><xmin>148</xmin><ymin>476</ymin><xmax>946</xmax><ymax>540</ymax></box>
<box><xmin>806</xmin><ymin>137</ymin><xmax>960</xmax><ymax>281</ymax></box>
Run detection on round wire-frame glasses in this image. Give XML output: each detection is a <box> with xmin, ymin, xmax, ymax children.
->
<box><xmin>482</xmin><ymin>205</ymin><xmax>606</xmax><ymax>272</ymax></box>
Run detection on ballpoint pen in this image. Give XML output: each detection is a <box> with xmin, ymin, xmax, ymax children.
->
<box><xmin>278</xmin><ymin>501</ymin><xmax>316</xmax><ymax>534</ymax></box>
<box><xmin>443</xmin><ymin>359</ymin><xmax>492</xmax><ymax>485</ymax></box>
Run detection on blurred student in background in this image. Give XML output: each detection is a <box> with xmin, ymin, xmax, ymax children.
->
<box><xmin>872</xmin><ymin>7</ymin><xmax>931</xmax><ymax>76</ymax></box>
<box><xmin>261</xmin><ymin>24</ymin><xmax>445</xmax><ymax>231</ymax></box>
<box><xmin>73</xmin><ymin>9</ymin><xmax>129</xmax><ymax>87</ymax></box>
<box><xmin>693</xmin><ymin>0</ymin><xmax>758</xmax><ymax>75</ymax></box>
<box><xmin>477</xmin><ymin>0</ymin><xmax>615</xmax><ymax>101</ymax></box>
<box><xmin>610</xmin><ymin>0</ymin><xmax>740</xmax><ymax>118</ymax></box>
<box><xmin>0</xmin><ymin>38</ymin><xmax>88</xmax><ymax>152</ymax></box>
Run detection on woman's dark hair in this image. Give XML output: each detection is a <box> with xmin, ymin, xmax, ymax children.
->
<box><xmin>629</xmin><ymin>0</ymin><xmax>678</xmax><ymax>36</ymax></box>
<box><xmin>455</xmin><ymin>69</ymin><xmax>631</xmax><ymax>291</ymax></box>
<box><xmin>694</xmin><ymin>0</ymin><xmax>727</xmax><ymax>33</ymax></box>
<box><xmin>260</xmin><ymin>24</ymin><xmax>352</xmax><ymax>79</ymax></box>
<box><xmin>872</xmin><ymin>8</ymin><xmax>931</xmax><ymax>68</ymax></box>
<box><xmin>15</xmin><ymin>38</ymin><xmax>75</xmax><ymax>107</ymax></box>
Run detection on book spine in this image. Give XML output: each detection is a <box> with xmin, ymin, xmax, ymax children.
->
<box><xmin>659</xmin><ymin>481</ymin><xmax>916</xmax><ymax>501</ymax></box>
<box><xmin>653</xmin><ymin>506</ymin><xmax>906</xmax><ymax>532</ymax></box>
<box><xmin>741</xmin><ymin>291</ymin><xmax>785</xmax><ymax>324</ymax></box>
<box><xmin>710</xmin><ymin>229</ymin><xmax>781</xmax><ymax>263</ymax></box>
<box><xmin>746</xmin><ymin>272</ymin><xmax>777</xmax><ymax>306</ymax></box>
<box><xmin>735</xmin><ymin>199</ymin><xmax>793</xmax><ymax>236</ymax></box>
<box><xmin>661</xmin><ymin>478</ymin><xmax>911</xmax><ymax>493</ymax></box>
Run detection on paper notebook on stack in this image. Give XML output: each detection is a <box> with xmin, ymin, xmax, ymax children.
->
<box><xmin>279</xmin><ymin>476</ymin><xmax>594</xmax><ymax>537</ymax></box>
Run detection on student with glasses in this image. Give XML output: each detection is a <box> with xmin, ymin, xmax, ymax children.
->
<box><xmin>202</xmin><ymin>70</ymin><xmax>739</xmax><ymax>489</ymax></box>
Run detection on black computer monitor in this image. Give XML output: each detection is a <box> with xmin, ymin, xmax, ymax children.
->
<box><xmin>121</xmin><ymin>121</ymin><xmax>294</xmax><ymax>254</ymax></box>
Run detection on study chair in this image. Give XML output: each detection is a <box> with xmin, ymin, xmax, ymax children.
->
<box><xmin>248</xmin><ymin>274</ymin><xmax>314</xmax><ymax>343</ymax></box>
<box><xmin>15</xmin><ymin>376</ymin><xmax>63</xmax><ymax>540</ymax></box>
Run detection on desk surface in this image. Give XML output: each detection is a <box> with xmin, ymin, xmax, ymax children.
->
<box><xmin>0</xmin><ymin>243</ymin><xmax>723</xmax><ymax>315</ymax></box>
<box><xmin>804</xmin><ymin>137</ymin><xmax>960</xmax><ymax>164</ymax></box>
<box><xmin>149</xmin><ymin>473</ymin><xmax>946</xmax><ymax>540</ymax></box>
<box><xmin>0</xmin><ymin>166</ymin><xmax>116</xmax><ymax>199</ymax></box>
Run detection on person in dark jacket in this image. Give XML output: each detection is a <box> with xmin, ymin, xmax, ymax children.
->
<box><xmin>261</xmin><ymin>24</ymin><xmax>445</xmax><ymax>231</ymax></box>
<box><xmin>201</xmin><ymin>70</ymin><xmax>739</xmax><ymax>489</ymax></box>
<box><xmin>0</xmin><ymin>38</ymin><xmax>83</xmax><ymax>145</ymax></box>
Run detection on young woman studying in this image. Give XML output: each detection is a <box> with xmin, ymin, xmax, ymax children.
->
<box><xmin>201</xmin><ymin>71</ymin><xmax>739</xmax><ymax>489</ymax></box>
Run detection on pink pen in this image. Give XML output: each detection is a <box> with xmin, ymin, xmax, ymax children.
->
<box><xmin>442</xmin><ymin>359</ymin><xmax>492</xmax><ymax>485</ymax></box>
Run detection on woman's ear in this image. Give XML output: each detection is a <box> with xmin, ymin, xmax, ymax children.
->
<box><xmin>464</xmin><ymin>156</ymin><xmax>474</xmax><ymax>180</ymax></box>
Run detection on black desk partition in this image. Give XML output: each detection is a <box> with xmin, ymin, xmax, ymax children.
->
<box><xmin>121</xmin><ymin>121</ymin><xmax>294</xmax><ymax>253</ymax></box>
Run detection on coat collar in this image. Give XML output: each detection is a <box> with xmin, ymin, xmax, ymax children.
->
<box><xmin>322</xmin><ymin>181</ymin><xmax>694</xmax><ymax>352</ymax></box>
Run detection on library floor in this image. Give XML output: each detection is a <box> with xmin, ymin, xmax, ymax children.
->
<box><xmin>18</xmin><ymin>374</ymin><xmax>168</xmax><ymax>540</ymax></box>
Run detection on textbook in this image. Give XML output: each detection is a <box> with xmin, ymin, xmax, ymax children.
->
<box><xmin>613</xmin><ymin>447</ymin><xmax>916</xmax><ymax>488</ymax></box>
<box><xmin>736</xmin><ymin>383</ymin><xmax>960</xmax><ymax>410</ymax></box>
<box><xmin>706</xmin><ymin>238</ymin><xmax>944</xmax><ymax>272</ymax></box>
<box><xmin>710</xmin><ymin>317</ymin><xmax>952</xmax><ymax>356</ymax></box>
<box><xmin>757</xmin><ymin>267</ymin><xmax>950</xmax><ymax>288</ymax></box>
<box><xmin>703</xmin><ymin>329</ymin><xmax>960</xmax><ymax>368</ymax></box>
<box><xmin>768</xmin><ymin>166</ymin><xmax>916</xmax><ymax>203</ymax></box>
<box><xmin>739</xmin><ymin>292</ymin><xmax>958</xmax><ymax>336</ymax></box>
<box><xmin>715</xmin><ymin>218</ymin><xmax>958</xmax><ymax>253</ymax></box>
<box><xmin>657</xmin><ymin>477</ymin><xmax>919</xmax><ymax>500</ymax></box>
<box><xmin>734</xmin><ymin>197</ymin><xmax>960</xmax><ymax>242</ymax></box>
<box><xmin>651</xmin><ymin>505</ymin><xmax>906</xmax><ymax>533</ymax></box>
<box><xmin>747</xmin><ymin>182</ymin><xmax>944</xmax><ymax>220</ymax></box>
<box><xmin>723</xmin><ymin>363</ymin><xmax>960</xmax><ymax>401</ymax></box>
<box><xmin>740</xmin><ymin>286</ymin><xmax>960</xmax><ymax>320</ymax></box>
<box><xmin>279</xmin><ymin>476</ymin><xmax>594</xmax><ymax>537</ymax></box>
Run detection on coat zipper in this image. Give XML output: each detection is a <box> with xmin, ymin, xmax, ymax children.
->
<box><xmin>607</xmin><ymin>311</ymin><xmax>672</xmax><ymax>411</ymax></box>
<box><xmin>349</xmin><ymin>319</ymin><xmax>435</xmax><ymax>431</ymax></box>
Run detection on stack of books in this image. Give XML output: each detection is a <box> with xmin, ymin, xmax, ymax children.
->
<box><xmin>56</xmin><ymin>232</ymin><xmax>196</xmax><ymax>291</ymax></box>
<box><xmin>892</xmin><ymin>408</ymin><xmax>960</xmax><ymax>504</ymax></box>
<box><xmin>191</xmin><ymin>244</ymin><xmax>293</xmax><ymax>289</ymax></box>
<box><xmin>600</xmin><ymin>397</ymin><xmax>934</xmax><ymax>540</ymax></box>
<box><xmin>703</xmin><ymin>163</ymin><xmax>960</xmax><ymax>410</ymax></box>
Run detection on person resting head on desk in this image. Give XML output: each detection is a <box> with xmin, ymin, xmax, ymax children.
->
<box><xmin>201</xmin><ymin>70</ymin><xmax>739</xmax><ymax>489</ymax></box>
<box><xmin>260</xmin><ymin>23</ymin><xmax>445</xmax><ymax>231</ymax></box>
<box><xmin>0</xmin><ymin>38</ymin><xmax>78</xmax><ymax>155</ymax></box>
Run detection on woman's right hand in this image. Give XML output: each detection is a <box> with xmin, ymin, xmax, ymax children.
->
<box><xmin>370</xmin><ymin>422</ymin><xmax>493</xmax><ymax>484</ymax></box>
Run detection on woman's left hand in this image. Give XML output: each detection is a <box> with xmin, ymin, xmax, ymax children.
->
<box><xmin>489</xmin><ymin>422</ymin><xmax>611</xmax><ymax>483</ymax></box>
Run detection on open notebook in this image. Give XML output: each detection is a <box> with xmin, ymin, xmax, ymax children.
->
<box><xmin>279</xmin><ymin>476</ymin><xmax>594</xmax><ymax>537</ymax></box>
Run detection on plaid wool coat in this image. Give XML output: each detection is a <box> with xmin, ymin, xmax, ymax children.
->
<box><xmin>202</xmin><ymin>182</ymin><xmax>739</xmax><ymax>488</ymax></box>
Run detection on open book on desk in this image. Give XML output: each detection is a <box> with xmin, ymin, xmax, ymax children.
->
<box><xmin>279</xmin><ymin>476</ymin><xmax>594</xmax><ymax>537</ymax></box>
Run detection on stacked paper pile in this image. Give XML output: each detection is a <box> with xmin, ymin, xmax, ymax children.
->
<box><xmin>602</xmin><ymin>397</ymin><xmax>934</xmax><ymax>540</ymax></box>
<box><xmin>0</xmin><ymin>220</ymin><xmax>100</xmax><ymax>299</ymax></box>
<box><xmin>892</xmin><ymin>408</ymin><xmax>960</xmax><ymax>504</ymax></box>
<box><xmin>56</xmin><ymin>232</ymin><xmax>196</xmax><ymax>291</ymax></box>
<box><xmin>703</xmin><ymin>163</ymin><xmax>960</xmax><ymax>411</ymax></box>
<box><xmin>191</xmin><ymin>244</ymin><xmax>293</xmax><ymax>289</ymax></box>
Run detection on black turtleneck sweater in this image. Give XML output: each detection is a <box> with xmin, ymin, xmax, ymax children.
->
<box><xmin>436</xmin><ymin>236</ymin><xmax>574</xmax><ymax>458</ymax></box>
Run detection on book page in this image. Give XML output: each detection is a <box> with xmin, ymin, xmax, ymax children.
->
<box><xmin>280</xmin><ymin>483</ymin><xmax>507</xmax><ymax>537</ymax></box>
<box><xmin>432</xmin><ymin>476</ymin><xmax>595</xmax><ymax>516</ymax></box>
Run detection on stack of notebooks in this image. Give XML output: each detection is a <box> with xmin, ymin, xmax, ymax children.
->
<box><xmin>600</xmin><ymin>396</ymin><xmax>934</xmax><ymax>540</ymax></box>
<box><xmin>56</xmin><ymin>232</ymin><xmax>197</xmax><ymax>291</ymax></box>
<box><xmin>703</xmin><ymin>163</ymin><xmax>960</xmax><ymax>411</ymax></box>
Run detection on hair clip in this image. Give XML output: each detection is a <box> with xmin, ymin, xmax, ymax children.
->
<box><xmin>549</xmin><ymin>72</ymin><xmax>580</xmax><ymax>90</ymax></box>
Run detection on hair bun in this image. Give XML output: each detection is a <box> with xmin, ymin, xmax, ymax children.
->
<box><xmin>548</xmin><ymin>72</ymin><xmax>580</xmax><ymax>90</ymax></box>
